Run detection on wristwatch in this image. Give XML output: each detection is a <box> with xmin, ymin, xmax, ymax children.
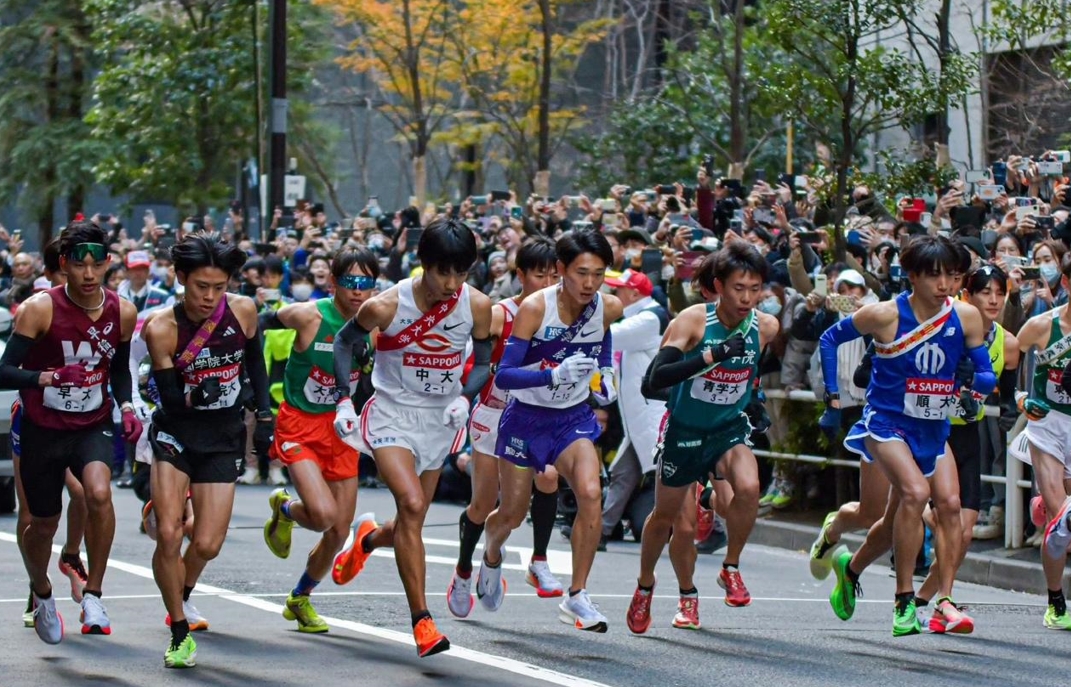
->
<box><xmin>823</xmin><ymin>391</ymin><xmax>839</xmax><ymax>404</ymax></box>
<box><xmin>255</xmin><ymin>410</ymin><xmax>274</xmax><ymax>422</ymax></box>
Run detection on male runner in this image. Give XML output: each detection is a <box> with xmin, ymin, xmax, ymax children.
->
<box><xmin>0</xmin><ymin>221</ymin><xmax>141</xmax><ymax>643</ymax></box>
<box><xmin>143</xmin><ymin>233</ymin><xmax>273</xmax><ymax>668</ymax></box>
<box><xmin>478</xmin><ymin>229</ymin><xmax>623</xmax><ymax>632</ymax></box>
<box><xmin>331</xmin><ymin>217</ymin><xmax>492</xmax><ymax>657</ymax></box>
<box><xmin>261</xmin><ymin>249</ymin><xmax>379</xmax><ymax>633</ymax></box>
<box><xmin>626</xmin><ymin>241</ymin><xmax>778</xmax><ymax>633</ymax></box>
<box><xmin>819</xmin><ymin>235</ymin><xmax>994</xmax><ymax>636</ymax></box>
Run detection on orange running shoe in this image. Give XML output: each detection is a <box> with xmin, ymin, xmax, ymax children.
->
<box><xmin>413</xmin><ymin>617</ymin><xmax>450</xmax><ymax>657</ymax></box>
<box><xmin>332</xmin><ymin>513</ymin><xmax>378</xmax><ymax>586</ymax></box>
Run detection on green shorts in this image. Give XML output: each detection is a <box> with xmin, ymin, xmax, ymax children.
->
<box><xmin>655</xmin><ymin>413</ymin><xmax>752</xmax><ymax>488</ymax></box>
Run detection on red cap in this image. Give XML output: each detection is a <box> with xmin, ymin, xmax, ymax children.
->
<box><xmin>604</xmin><ymin>269</ymin><xmax>653</xmax><ymax>297</ymax></box>
<box><xmin>125</xmin><ymin>250</ymin><xmax>152</xmax><ymax>269</ymax></box>
<box><xmin>73</xmin><ymin>212</ymin><xmax>85</xmax><ymax>222</ymax></box>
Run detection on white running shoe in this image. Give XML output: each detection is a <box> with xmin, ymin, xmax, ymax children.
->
<box><xmin>165</xmin><ymin>600</ymin><xmax>210</xmax><ymax>632</ymax></box>
<box><xmin>32</xmin><ymin>592</ymin><xmax>64</xmax><ymax>645</ymax></box>
<box><xmin>1044</xmin><ymin>497</ymin><xmax>1071</xmax><ymax>560</ymax></box>
<box><xmin>58</xmin><ymin>556</ymin><xmax>87</xmax><ymax>603</ymax></box>
<box><xmin>80</xmin><ymin>595</ymin><xmax>111</xmax><ymax>635</ymax></box>
<box><xmin>268</xmin><ymin>465</ymin><xmax>287</xmax><ymax>486</ymax></box>
<box><xmin>526</xmin><ymin>560</ymin><xmax>563</xmax><ymax>598</ymax></box>
<box><xmin>558</xmin><ymin>589</ymin><xmax>607</xmax><ymax>632</ymax></box>
<box><xmin>475</xmin><ymin>555</ymin><xmax>505</xmax><ymax>612</ymax></box>
<box><xmin>446</xmin><ymin>571</ymin><xmax>475</xmax><ymax>618</ymax></box>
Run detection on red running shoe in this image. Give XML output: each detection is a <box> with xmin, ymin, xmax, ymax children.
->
<box><xmin>332</xmin><ymin>513</ymin><xmax>378</xmax><ymax>586</ymax></box>
<box><xmin>672</xmin><ymin>595</ymin><xmax>701</xmax><ymax>630</ymax></box>
<box><xmin>626</xmin><ymin>582</ymin><xmax>654</xmax><ymax>634</ymax></box>
<box><xmin>414</xmin><ymin>617</ymin><xmax>450</xmax><ymax>657</ymax></box>
<box><xmin>718</xmin><ymin>567</ymin><xmax>751</xmax><ymax>607</ymax></box>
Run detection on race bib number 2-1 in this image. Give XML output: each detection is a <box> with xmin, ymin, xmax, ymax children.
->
<box><xmin>402</xmin><ymin>351</ymin><xmax>462</xmax><ymax>396</ymax></box>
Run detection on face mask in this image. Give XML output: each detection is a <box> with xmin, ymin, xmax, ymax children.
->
<box><xmin>151</xmin><ymin>265</ymin><xmax>169</xmax><ymax>282</ymax></box>
<box><xmin>1041</xmin><ymin>263</ymin><xmax>1060</xmax><ymax>284</ymax></box>
<box><xmin>291</xmin><ymin>284</ymin><xmax>314</xmax><ymax>302</ymax></box>
<box><xmin>661</xmin><ymin>264</ymin><xmax>676</xmax><ymax>281</ymax></box>
<box><xmin>624</xmin><ymin>249</ymin><xmax>641</xmax><ymax>264</ymax></box>
<box><xmin>758</xmin><ymin>297</ymin><xmax>781</xmax><ymax>316</ymax></box>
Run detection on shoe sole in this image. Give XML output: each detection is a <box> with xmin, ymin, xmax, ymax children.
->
<box><xmin>418</xmin><ymin>636</ymin><xmax>450</xmax><ymax>657</ymax></box>
<box><xmin>830</xmin><ymin>557</ymin><xmax>855</xmax><ymax>621</ymax></box>
<box><xmin>672</xmin><ymin>619</ymin><xmax>701</xmax><ymax>630</ymax></box>
<box><xmin>561</xmin><ymin>613</ymin><xmax>608</xmax><ymax>633</ymax></box>
<box><xmin>526</xmin><ymin>572</ymin><xmax>563</xmax><ymax>598</ymax></box>
<box><xmin>282</xmin><ymin>607</ymin><xmax>329</xmax><ymax>633</ymax></box>
<box><xmin>164</xmin><ymin>615</ymin><xmax>209</xmax><ymax>631</ymax></box>
<box><xmin>82</xmin><ymin>624</ymin><xmax>111</xmax><ymax>635</ymax></box>
<box><xmin>165</xmin><ymin>652</ymin><xmax>197</xmax><ymax>669</ymax></box>
<box><xmin>893</xmin><ymin>623</ymin><xmax>922</xmax><ymax>637</ymax></box>
<box><xmin>476</xmin><ymin>573</ymin><xmax>507</xmax><ymax>612</ymax></box>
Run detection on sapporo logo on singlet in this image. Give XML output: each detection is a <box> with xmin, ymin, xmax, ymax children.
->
<box><xmin>401</xmin><ymin>332</ymin><xmax>462</xmax><ymax>395</ymax></box>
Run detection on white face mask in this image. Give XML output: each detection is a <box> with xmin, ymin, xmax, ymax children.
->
<box><xmin>624</xmin><ymin>249</ymin><xmax>641</xmax><ymax>264</ymax></box>
<box><xmin>151</xmin><ymin>265</ymin><xmax>169</xmax><ymax>282</ymax></box>
<box><xmin>758</xmin><ymin>296</ymin><xmax>782</xmax><ymax>316</ymax></box>
<box><xmin>291</xmin><ymin>284</ymin><xmax>314</xmax><ymax>302</ymax></box>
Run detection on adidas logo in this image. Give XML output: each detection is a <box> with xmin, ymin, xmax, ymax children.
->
<box><xmin>222</xmin><ymin>326</ymin><xmax>236</xmax><ymax>337</ymax></box>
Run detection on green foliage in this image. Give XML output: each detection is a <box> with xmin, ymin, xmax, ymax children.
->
<box><xmin>852</xmin><ymin>149</ymin><xmax>959</xmax><ymax>209</ymax></box>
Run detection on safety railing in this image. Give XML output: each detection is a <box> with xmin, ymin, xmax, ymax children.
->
<box><xmin>760</xmin><ymin>388</ymin><xmax>1029</xmax><ymax>549</ymax></box>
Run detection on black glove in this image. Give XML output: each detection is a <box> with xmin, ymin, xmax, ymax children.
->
<box><xmin>710</xmin><ymin>333</ymin><xmax>746</xmax><ymax>363</ymax></box>
<box><xmin>253</xmin><ymin>415</ymin><xmax>274</xmax><ymax>458</ymax></box>
<box><xmin>745</xmin><ymin>397</ymin><xmax>771</xmax><ymax>434</ymax></box>
<box><xmin>998</xmin><ymin>405</ymin><xmax>1018</xmax><ymax>433</ymax></box>
<box><xmin>190</xmin><ymin>377</ymin><xmax>222</xmax><ymax>407</ymax></box>
<box><xmin>958</xmin><ymin>387</ymin><xmax>980</xmax><ymax>424</ymax></box>
<box><xmin>954</xmin><ymin>357</ymin><xmax>975</xmax><ymax>390</ymax></box>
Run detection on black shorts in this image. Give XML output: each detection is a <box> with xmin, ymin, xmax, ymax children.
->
<box><xmin>948</xmin><ymin>422</ymin><xmax>981</xmax><ymax>512</ymax></box>
<box><xmin>149</xmin><ymin>424</ymin><xmax>240</xmax><ymax>484</ymax></box>
<box><xmin>18</xmin><ymin>416</ymin><xmax>113</xmax><ymax>518</ymax></box>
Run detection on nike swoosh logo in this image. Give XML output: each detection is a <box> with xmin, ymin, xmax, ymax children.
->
<box><xmin>443</xmin><ymin>322</ymin><xmax>464</xmax><ymax>331</ymax></box>
<box><xmin>580</xmin><ymin>328</ymin><xmax>600</xmax><ymax>337</ymax></box>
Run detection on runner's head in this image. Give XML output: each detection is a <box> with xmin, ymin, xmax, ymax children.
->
<box><xmin>964</xmin><ymin>263</ymin><xmax>1007</xmax><ymax>324</ymax></box>
<box><xmin>43</xmin><ymin>238</ymin><xmax>66</xmax><ymax>287</ymax></box>
<box><xmin>171</xmin><ymin>233</ymin><xmax>247</xmax><ymax>319</ymax></box>
<box><xmin>556</xmin><ymin>229</ymin><xmax>613</xmax><ymax>304</ymax></box>
<box><xmin>59</xmin><ymin>220</ymin><xmax>110</xmax><ymax>294</ymax></box>
<box><xmin>418</xmin><ymin>217</ymin><xmax>478</xmax><ymax>301</ymax></box>
<box><xmin>332</xmin><ymin>248</ymin><xmax>380</xmax><ymax>315</ymax></box>
<box><xmin>695</xmin><ymin>241</ymin><xmax>768</xmax><ymax>315</ymax></box>
<box><xmin>900</xmin><ymin>234</ymin><xmax>961</xmax><ymax>301</ymax></box>
<box><xmin>515</xmin><ymin>236</ymin><xmax>558</xmax><ymax>296</ymax></box>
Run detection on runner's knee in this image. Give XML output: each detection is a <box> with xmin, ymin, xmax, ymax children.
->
<box><xmin>192</xmin><ymin>535</ymin><xmax>226</xmax><ymax>562</ymax></box>
<box><xmin>899</xmin><ymin>482</ymin><xmax>930</xmax><ymax>510</ymax></box>
<box><xmin>303</xmin><ymin>502</ymin><xmax>338</xmax><ymax>532</ymax></box>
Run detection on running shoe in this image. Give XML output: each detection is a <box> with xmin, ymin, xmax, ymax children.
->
<box><xmin>1044</xmin><ymin>605</ymin><xmax>1071</xmax><ymax>630</ymax></box>
<box><xmin>829</xmin><ymin>549</ymin><xmax>859</xmax><ymax>621</ymax></box>
<box><xmin>526</xmin><ymin>559</ymin><xmax>564</xmax><ymax>598</ymax></box>
<box><xmin>23</xmin><ymin>590</ymin><xmax>33</xmax><ymax>628</ymax></box>
<box><xmin>164</xmin><ymin>635</ymin><xmax>197</xmax><ymax>669</ymax></box>
<box><xmin>283</xmin><ymin>593</ymin><xmax>329</xmax><ymax>633</ymax></box>
<box><xmin>58</xmin><ymin>555</ymin><xmax>88</xmax><ymax>603</ymax></box>
<box><xmin>475</xmin><ymin>554</ymin><xmax>505</xmax><ymax>612</ymax></box>
<box><xmin>413</xmin><ymin>617</ymin><xmax>450</xmax><ymax>657</ymax></box>
<box><xmin>558</xmin><ymin>590</ymin><xmax>608</xmax><ymax>632</ymax></box>
<box><xmin>142</xmin><ymin>500</ymin><xmax>158</xmax><ymax>541</ymax></box>
<box><xmin>893</xmin><ymin>597</ymin><xmax>922</xmax><ymax>637</ymax></box>
<box><xmin>332</xmin><ymin>513</ymin><xmax>378</xmax><ymax>586</ymax></box>
<box><xmin>446</xmin><ymin>570</ymin><xmax>475</xmax><ymax>618</ymax></box>
<box><xmin>928</xmin><ymin>597</ymin><xmax>974</xmax><ymax>634</ymax></box>
<box><xmin>80</xmin><ymin>595</ymin><xmax>111</xmax><ymax>635</ymax></box>
<box><xmin>165</xmin><ymin>601</ymin><xmax>210</xmax><ymax>632</ymax></box>
<box><xmin>695</xmin><ymin>483</ymin><xmax>715</xmax><ymax>543</ymax></box>
<box><xmin>717</xmin><ymin>567</ymin><xmax>751</xmax><ymax>607</ymax></box>
<box><xmin>32</xmin><ymin>592</ymin><xmax>63</xmax><ymax>645</ymax></box>
<box><xmin>1031</xmin><ymin>495</ymin><xmax>1049</xmax><ymax>529</ymax></box>
<box><xmin>626</xmin><ymin>582</ymin><xmax>654</xmax><ymax>634</ymax></box>
<box><xmin>758</xmin><ymin>478</ymin><xmax>781</xmax><ymax>508</ymax></box>
<box><xmin>672</xmin><ymin>596</ymin><xmax>700</xmax><ymax>630</ymax></box>
<box><xmin>1043</xmin><ymin>496</ymin><xmax>1071</xmax><ymax>559</ymax></box>
<box><xmin>809</xmin><ymin>511</ymin><xmax>843</xmax><ymax>580</ymax></box>
<box><xmin>264</xmin><ymin>488</ymin><xmax>294</xmax><ymax>559</ymax></box>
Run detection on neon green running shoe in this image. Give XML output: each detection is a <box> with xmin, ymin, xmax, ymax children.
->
<box><xmin>264</xmin><ymin>488</ymin><xmax>294</xmax><ymax>559</ymax></box>
<box><xmin>1044</xmin><ymin>605</ymin><xmax>1071</xmax><ymax>630</ymax></box>
<box><xmin>283</xmin><ymin>593</ymin><xmax>329</xmax><ymax>633</ymax></box>
<box><xmin>164</xmin><ymin>635</ymin><xmax>197</xmax><ymax>669</ymax></box>
<box><xmin>893</xmin><ymin>597</ymin><xmax>922</xmax><ymax>637</ymax></box>
<box><xmin>809</xmin><ymin>512</ymin><xmax>846</xmax><ymax>581</ymax></box>
<box><xmin>829</xmin><ymin>549</ymin><xmax>859</xmax><ymax>621</ymax></box>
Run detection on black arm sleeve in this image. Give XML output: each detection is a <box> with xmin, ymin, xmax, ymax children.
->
<box><xmin>647</xmin><ymin>346</ymin><xmax>711</xmax><ymax>391</ymax></box>
<box><xmin>461</xmin><ymin>337</ymin><xmax>492</xmax><ymax>402</ymax></box>
<box><xmin>258</xmin><ymin>310</ymin><xmax>286</xmax><ymax>332</ymax></box>
<box><xmin>243</xmin><ymin>333</ymin><xmax>272</xmax><ymax>415</ymax></box>
<box><xmin>0</xmin><ymin>333</ymin><xmax>44</xmax><ymax>389</ymax></box>
<box><xmin>333</xmin><ymin>317</ymin><xmax>371</xmax><ymax>401</ymax></box>
<box><xmin>998</xmin><ymin>367</ymin><xmax>1018</xmax><ymax>427</ymax></box>
<box><xmin>853</xmin><ymin>342</ymin><xmax>875</xmax><ymax>390</ymax></box>
<box><xmin>152</xmin><ymin>368</ymin><xmax>189</xmax><ymax>415</ymax></box>
<box><xmin>109</xmin><ymin>339</ymin><xmax>133</xmax><ymax>405</ymax></box>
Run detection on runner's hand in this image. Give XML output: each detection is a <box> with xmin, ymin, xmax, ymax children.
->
<box><xmin>334</xmin><ymin>397</ymin><xmax>359</xmax><ymax>438</ymax></box>
<box><xmin>121</xmin><ymin>408</ymin><xmax>143</xmax><ymax>443</ymax></box>
<box><xmin>442</xmin><ymin>396</ymin><xmax>470</xmax><ymax>431</ymax></box>
<box><xmin>552</xmin><ymin>353</ymin><xmax>596</xmax><ymax>386</ymax></box>
<box><xmin>958</xmin><ymin>387</ymin><xmax>981</xmax><ymax>423</ymax></box>
<box><xmin>709</xmin><ymin>333</ymin><xmax>745</xmax><ymax>363</ymax></box>
<box><xmin>1018</xmin><ymin>394</ymin><xmax>1050</xmax><ymax>421</ymax></box>
<box><xmin>254</xmin><ymin>416</ymin><xmax>274</xmax><ymax>457</ymax></box>
<box><xmin>592</xmin><ymin>368</ymin><xmax>617</xmax><ymax>405</ymax></box>
<box><xmin>51</xmin><ymin>362</ymin><xmax>88</xmax><ymax>388</ymax></box>
<box><xmin>189</xmin><ymin>377</ymin><xmax>222</xmax><ymax>407</ymax></box>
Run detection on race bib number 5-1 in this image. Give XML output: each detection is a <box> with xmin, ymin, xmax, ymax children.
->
<box><xmin>402</xmin><ymin>351</ymin><xmax>462</xmax><ymax>396</ymax></box>
<box><xmin>904</xmin><ymin>378</ymin><xmax>953</xmax><ymax>420</ymax></box>
<box><xmin>690</xmin><ymin>367</ymin><xmax>750</xmax><ymax>405</ymax></box>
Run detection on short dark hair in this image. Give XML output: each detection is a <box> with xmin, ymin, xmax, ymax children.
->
<box><xmin>900</xmin><ymin>234</ymin><xmax>962</xmax><ymax>276</ymax></box>
<box><xmin>965</xmin><ymin>264</ymin><xmax>1008</xmax><ymax>294</ymax></box>
<box><xmin>556</xmin><ymin>229</ymin><xmax>613</xmax><ymax>268</ymax></box>
<box><xmin>58</xmin><ymin>220</ymin><xmax>107</xmax><ymax>257</ymax></box>
<box><xmin>43</xmin><ymin>239</ymin><xmax>62</xmax><ymax>274</ymax></box>
<box><xmin>515</xmin><ymin>236</ymin><xmax>557</xmax><ymax>273</ymax></box>
<box><xmin>418</xmin><ymin>217</ymin><xmax>478</xmax><ymax>274</ymax></box>
<box><xmin>263</xmin><ymin>254</ymin><xmax>285</xmax><ymax>276</ymax></box>
<box><xmin>693</xmin><ymin>240</ymin><xmax>769</xmax><ymax>293</ymax></box>
<box><xmin>332</xmin><ymin>248</ymin><xmax>380</xmax><ymax>281</ymax></box>
<box><xmin>170</xmin><ymin>233</ymin><xmax>247</xmax><ymax>278</ymax></box>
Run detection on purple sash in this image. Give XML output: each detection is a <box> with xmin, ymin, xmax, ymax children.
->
<box><xmin>175</xmin><ymin>296</ymin><xmax>227</xmax><ymax>373</ymax></box>
<box><xmin>526</xmin><ymin>292</ymin><xmax>600</xmax><ymax>364</ymax></box>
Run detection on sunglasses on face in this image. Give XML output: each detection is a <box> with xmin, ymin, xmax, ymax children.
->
<box><xmin>337</xmin><ymin>274</ymin><xmax>376</xmax><ymax>291</ymax></box>
<box><xmin>66</xmin><ymin>243</ymin><xmax>108</xmax><ymax>262</ymax></box>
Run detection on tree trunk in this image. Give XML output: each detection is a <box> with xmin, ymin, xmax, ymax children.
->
<box><xmin>536</xmin><ymin>0</ymin><xmax>552</xmax><ymax>192</ymax></box>
<box><xmin>463</xmin><ymin>143</ymin><xmax>478</xmax><ymax>198</ymax></box>
<box><xmin>533</xmin><ymin>170</ymin><xmax>551</xmax><ymax>199</ymax></box>
<box><xmin>67</xmin><ymin>30</ymin><xmax>87</xmax><ymax>224</ymax></box>
<box><xmin>413</xmin><ymin>155</ymin><xmax>427</xmax><ymax>208</ymax></box>
<box><xmin>935</xmin><ymin>0</ymin><xmax>951</xmax><ymax>146</ymax></box>
<box><xmin>652</xmin><ymin>0</ymin><xmax>672</xmax><ymax>86</ymax></box>
<box><xmin>40</xmin><ymin>35</ymin><xmax>60</xmax><ymax>245</ymax></box>
<box><xmin>729</xmin><ymin>0</ymin><xmax>745</xmax><ymax>164</ymax></box>
<box><xmin>728</xmin><ymin>161</ymin><xmax>745</xmax><ymax>179</ymax></box>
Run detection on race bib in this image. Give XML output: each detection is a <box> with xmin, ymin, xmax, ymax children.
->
<box><xmin>402</xmin><ymin>350</ymin><xmax>463</xmax><ymax>396</ymax></box>
<box><xmin>184</xmin><ymin>363</ymin><xmax>242</xmax><ymax>410</ymax></box>
<box><xmin>690</xmin><ymin>367</ymin><xmax>750</xmax><ymax>405</ymax></box>
<box><xmin>303</xmin><ymin>366</ymin><xmax>358</xmax><ymax>405</ymax></box>
<box><xmin>904</xmin><ymin>378</ymin><xmax>954</xmax><ymax>420</ymax></box>
<box><xmin>1045</xmin><ymin>367</ymin><xmax>1071</xmax><ymax>406</ymax></box>
<box><xmin>43</xmin><ymin>369</ymin><xmax>105</xmax><ymax>413</ymax></box>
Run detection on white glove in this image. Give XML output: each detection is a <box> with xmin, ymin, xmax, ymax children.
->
<box><xmin>334</xmin><ymin>398</ymin><xmax>359</xmax><ymax>438</ymax></box>
<box><xmin>592</xmin><ymin>368</ymin><xmax>617</xmax><ymax>405</ymax></box>
<box><xmin>551</xmin><ymin>353</ymin><xmax>596</xmax><ymax>386</ymax></box>
<box><xmin>443</xmin><ymin>396</ymin><xmax>471</xmax><ymax>431</ymax></box>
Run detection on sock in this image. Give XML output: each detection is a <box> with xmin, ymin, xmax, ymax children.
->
<box><xmin>60</xmin><ymin>551</ymin><xmax>81</xmax><ymax>566</ymax></box>
<box><xmin>569</xmin><ymin>588</ymin><xmax>582</xmax><ymax>597</ymax></box>
<box><xmin>680</xmin><ymin>587</ymin><xmax>699</xmax><ymax>597</ymax></box>
<box><xmin>411</xmin><ymin>609</ymin><xmax>431</xmax><ymax>628</ymax></box>
<box><xmin>700</xmin><ymin>486</ymin><xmax>714</xmax><ymax>511</ymax></box>
<box><xmin>456</xmin><ymin>511</ymin><xmax>485</xmax><ymax>575</ymax></box>
<box><xmin>183</xmin><ymin>585</ymin><xmax>194</xmax><ymax>602</ymax></box>
<box><xmin>33</xmin><ymin>585</ymin><xmax>51</xmax><ymax>600</ymax></box>
<box><xmin>84</xmin><ymin>589</ymin><xmax>101</xmax><ymax>599</ymax></box>
<box><xmin>171</xmin><ymin>618</ymin><xmax>190</xmax><ymax>646</ymax></box>
<box><xmin>846</xmin><ymin>564</ymin><xmax>860</xmax><ymax>586</ymax></box>
<box><xmin>1049</xmin><ymin>589</ymin><xmax>1067</xmax><ymax>615</ymax></box>
<box><xmin>530</xmin><ymin>488</ymin><xmax>558</xmax><ymax>558</ymax></box>
<box><xmin>293</xmin><ymin>571</ymin><xmax>320</xmax><ymax>597</ymax></box>
<box><xmin>722</xmin><ymin>562</ymin><xmax>739</xmax><ymax>571</ymax></box>
<box><xmin>361</xmin><ymin>529</ymin><xmax>377</xmax><ymax>554</ymax></box>
<box><xmin>913</xmin><ymin>595</ymin><xmax>929</xmax><ymax>609</ymax></box>
<box><xmin>894</xmin><ymin>591</ymin><xmax>915</xmax><ymax>608</ymax></box>
<box><xmin>280</xmin><ymin>499</ymin><xmax>294</xmax><ymax>520</ymax></box>
<box><xmin>637</xmin><ymin>582</ymin><xmax>654</xmax><ymax>594</ymax></box>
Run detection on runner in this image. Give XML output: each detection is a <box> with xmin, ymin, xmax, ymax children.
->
<box><xmin>819</xmin><ymin>235</ymin><xmax>994</xmax><ymax>636</ymax></box>
<box><xmin>261</xmin><ymin>249</ymin><xmax>379</xmax><ymax>633</ymax></box>
<box><xmin>0</xmin><ymin>220</ymin><xmax>141</xmax><ymax>644</ymax></box>
<box><xmin>447</xmin><ymin>236</ymin><xmax>564</xmax><ymax>619</ymax></box>
<box><xmin>477</xmin><ymin>229</ymin><xmax>623</xmax><ymax>632</ymax></box>
<box><xmin>142</xmin><ymin>233</ymin><xmax>273</xmax><ymax>668</ymax></box>
<box><xmin>331</xmin><ymin>217</ymin><xmax>492</xmax><ymax>657</ymax></box>
<box><xmin>626</xmin><ymin>241</ymin><xmax>778</xmax><ymax>634</ymax></box>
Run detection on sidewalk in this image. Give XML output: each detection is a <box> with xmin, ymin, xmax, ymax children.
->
<box><xmin>750</xmin><ymin>509</ymin><xmax>1053</xmax><ymax>596</ymax></box>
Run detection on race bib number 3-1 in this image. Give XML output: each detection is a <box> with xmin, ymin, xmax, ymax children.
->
<box><xmin>304</xmin><ymin>366</ymin><xmax>358</xmax><ymax>405</ymax></box>
<box><xmin>904</xmin><ymin>378</ymin><xmax>954</xmax><ymax>420</ymax></box>
<box><xmin>690</xmin><ymin>367</ymin><xmax>750</xmax><ymax>405</ymax></box>
<box><xmin>402</xmin><ymin>351</ymin><xmax>462</xmax><ymax>396</ymax></box>
<box><xmin>43</xmin><ymin>369</ymin><xmax>106</xmax><ymax>413</ymax></box>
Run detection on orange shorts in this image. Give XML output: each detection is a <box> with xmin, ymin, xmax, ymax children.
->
<box><xmin>271</xmin><ymin>402</ymin><xmax>359</xmax><ymax>482</ymax></box>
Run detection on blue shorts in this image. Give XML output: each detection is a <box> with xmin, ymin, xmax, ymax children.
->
<box><xmin>10</xmin><ymin>400</ymin><xmax>21</xmax><ymax>459</ymax></box>
<box><xmin>496</xmin><ymin>400</ymin><xmax>600</xmax><ymax>473</ymax></box>
<box><xmin>843</xmin><ymin>405</ymin><xmax>948</xmax><ymax>477</ymax></box>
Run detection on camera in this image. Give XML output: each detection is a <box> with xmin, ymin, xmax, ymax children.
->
<box><xmin>1038</xmin><ymin>160</ymin><xmax>1064</xmax><ymax>176</ymax></box>
<box><xmin>654</xmin><ymin>184</ymin><xmax>677</xmax><ymax>195</ymax></box>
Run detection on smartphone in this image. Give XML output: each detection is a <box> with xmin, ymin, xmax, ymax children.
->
<box><xmin>598</xmin><ymin>198</ymin><xmax>617</xmax><ymax>211</ymax></box>
<box><xmin>754</xmin><ymin>170</ymin><xmax>766</xmax><ymax>183</ymax></box>
<box><xmin>11</xmin><ymin>230</ymin><xmax>21</xmax><ymax>241</ymax></box>
<box><xmin>992</xmin><ymin>161</ymin><xmax>1008</xmax><ymax>187</ymax></box>
<box><xmin>797</xmin><ymin>231</ymin><xmax>823</xmax><ymax>244</ymax></box>
<box><xmin>490</xmin><ymin>190</ymin><xmax>511</xmax><ymax>202</ymax></box>
<box><xmin>1017</xmin><ymin>205</ymin><xmax>1038</xmax><ymax>220</ymax></box>
<box><xmin>602</xmin><ymin>212</ymin><xmax>618</xmax><ymax>226</ymax></box>
<box><xmin>471</xmin><ymin>195</ymin><xmax>489</xmax><ymax>205</ymax></box>
<box><xmin>827</xmin><ymin>294</ymin><xmax>857</xmax><ymax>313</ymax></box>
<box><xmin>981</xmin><ymin>229</ymin><xmax>998</xmax><ymax>248</ymax></box>
<box><xmin>1035</xmin><ymin>215</ymin><xmax>1055</xmax><ymax>234</ymax></box>
<box><xmin>1055</xmin><ymin>151</ymin><xmax>1071</xmax><ymax>163</ymax></box>
<box><xmin>511</xmin><ymin>206</ymin><xmax>523</xmax><ymax>219</ymax></box>
<box><xmin>977</xmin><ymin>184</ymin><xmax>1004</xmax><ymax>200</ymax></box>
<box><xmin>1038</xmin><ymin>160</ymin><xmax>1064</xmax><ymax>176</ymax></box>
<box><xmin>406</xmin><ymin>227</ymin><xmax>424</xmax><ymax>250</ymax></box>
<box><xmin>964</xmin><ymin>170</ymin><xmax>990</xmax><ymax>183</ymax></box>
<box><xmin>640</xmin><ymin>248</ymin><xmax>662</xmax><ymax>279</ymax></box>
<box><xmin>951</xmin><ymin>206</ymin><xmax>986</xmax><ymax>230</ymax></box>
<box><xmin>262</xmin><ymin>288</ymin><xmax>281</xmax><ymax>302</ymax></box>
<box><xmin>847</xmin><ymin>230</ymin><xmax>862</xmax><ymax>246</ymax></box>
<box><xmin>677</xmin><ymin>251</ymin><xmax>704</xmax><ymax>281</ymax></box>
<box><xmin>814</xmin><ymin>274</ymin><xmax>828</xmax><ymax>297</ymax></box>
<box><xmin>728</xmin><ymin>218</ymin><xmax>743</xmax><ymax>235</ymax></box>
<box><xmin>721</xmin><ymin>179</ymin><xmax>744</xmax><ymax>198</ymax></box>
<box><xmin>778</xmin><ymin>173</ymin><xmax>795</xmax><ymax>189</ymax></box>
<box><xmin>1021</xmin><ymin>266</ymin><xmax>1042</xmax><ymax>280</ymax></box>
<box><xmin>902</xmin><ymin>209</ymin><xmax>922</xmax><ymax>223</ymax></box>
<box><xmin>253</xmin><ymin>242</ymin><xmax>275</xmax><ymax>256</ymax></box>
<box><xmin>703</xmin><ymin>154</ymin><xmax>715</xmax><ymax>176</ymax></box>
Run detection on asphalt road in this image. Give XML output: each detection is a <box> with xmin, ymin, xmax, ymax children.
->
<box><xmin>1</xmin><ymin>484</ymin><xmax>1069</xmax><ymax>687</ymax></box>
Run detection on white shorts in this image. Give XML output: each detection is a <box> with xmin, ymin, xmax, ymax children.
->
<box><xmin>468</xmin><ymin>403</ymin><xmax>504</xmax><ymax>457</ymax></box>
<box><xmin>359</xmin><ymin>395</ymin><xmax>465</xmax><ymax>475</ymax></box>
<box><xmin>1022</xmin><ymin>411</ymin><xmax>1071</xmax><ymax>479</ymax></box>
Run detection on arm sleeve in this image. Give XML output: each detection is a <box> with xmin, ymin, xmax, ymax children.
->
<box><xmin>258</xmin><ymin>310</ymin><xmax>286</xmax><ymax>332</ymax></box>
<box><xmin>152</xmin><ymin>368</ymin><xmax>189</xmax><ymax>414</ymax></box>
<box><xmin>244</xmin><ymin>334</ymin><xmax>272</xmax><ymax>415</ymax></box>
<box><xmin>0</xmin><ymin>333</ymin><xmax>44</xmax><ymax>389</ymax></box>
<box><xmin>109</xmin><ymin>340</ymin><xmax>133</xmax><ymax>405</ymax></box>
<box><xmin>493</xmin><ymin>336</ymin><xmax>552</xmax><ymax>390</ymax></box>
<box><xmin>967</xmin><ymin>344</ymin><xmax>997</xmax><ymax>397</ymax></box>
<box><xmin>999</xmin><ymin>367</ymin><xmax>1018</xmax><ymax>417</ymax></box>
<box><xmin>332</xmin><ymin>318</ymin><xmax>371</xmax><ymax>401</ymax></box>
<box><xmin>461</xmin><ymin>337</ymin><xmax>492</xmax><ymax>401</ymax></box>
<box><xmin>597</xmin><ymin>328</ymin><xmax>613</xmax><ymax>369</ymax></box>
<box><xmin>647</xmin><ymin>346</ymin><xmax>710</xmax><ymax>390</ymax></box>
<box><xmin>853</xmin><ymin>342</ymin><xmax>875</xmax><ymax>390</ymax></box>
<box><xmin>819</xmin><ymin>317</ymin><xmax>864</xmax><ymax>395</ymax></box>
